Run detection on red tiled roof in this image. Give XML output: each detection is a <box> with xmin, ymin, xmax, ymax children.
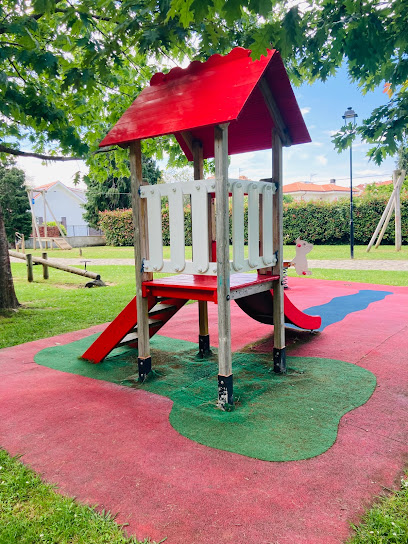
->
<box><xmin>100</xmin><ymin>47</ymin><xmax>310</xmax><ymax>160</ymax></box>
<box><xmin>355</xmin><ymin>180</ymin><xmax>392</xmax><ymax>192</ymax></box>
<box><xmin>33</xmin><ymin>181</ymin><xmax>57</xmax><ymax>191</ymax></box>
<box><xmin>283</xmin><ymin>182</ymin><xmax>357</xmax><ymax>193</ymax></box>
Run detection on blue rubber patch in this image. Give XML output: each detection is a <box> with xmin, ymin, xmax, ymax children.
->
<box><xmin>295</xmin><ymin>289</ymin><xmax>392</xmax><ymax>331</ymax></box>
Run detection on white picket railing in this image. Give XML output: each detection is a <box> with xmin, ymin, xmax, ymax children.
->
<box><xmin>140</xmin><ymin>178</ymin><xmax>277</xmax><ymax>276</ymax></box>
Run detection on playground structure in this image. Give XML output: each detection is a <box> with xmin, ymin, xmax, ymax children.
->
<box><xmin>82</xmin><ymin>47</ymin><xmax>322</xmax><ymax>408</ymax></box>
<box><xmin>27</xmin><ymin>187</ymin><xmax>72</xmax><ymax>250</ymax></box>
<box><xmin>367</xmin><ymin>168</ymin><xmax>406</xmax><ymax>252</ymax></box>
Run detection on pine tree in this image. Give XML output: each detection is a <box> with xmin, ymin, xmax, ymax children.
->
<box><xmin>0</xmin><ymin>165</ymin><xmax>32</xmax><ymax>244</ymax></box>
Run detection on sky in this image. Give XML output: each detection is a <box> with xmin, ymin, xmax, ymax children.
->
<box><xmin>18</xmin><ymin>65</ymin><xmax>397</xmax><ymax>190</ymax></box>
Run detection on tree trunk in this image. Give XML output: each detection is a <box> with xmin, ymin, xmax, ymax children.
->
<box><xmin>0</xmin><ymin>202</ymin><xmax>20</xmax><ymax>310</ymax></box>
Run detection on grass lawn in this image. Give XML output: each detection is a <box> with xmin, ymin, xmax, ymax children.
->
<box><xmin>0</xmin><ymin>449</ymin><xmax>152</xmax><ymax>544</ymax></box>
<box><xmin>1</xmin><ymin>264</ymin><xmax>174</xmax><ymax>349</ymax></box>
<box><xmin>25</xmin><ymin>244</ymin><xmax>408</xmax><ymax>261</ymax></box>
<box><xmin>1</xmin><ymin>259</ymin><xmax>408</xmax><ymax>542</ymax></box>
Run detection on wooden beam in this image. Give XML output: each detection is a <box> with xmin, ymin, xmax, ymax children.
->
<box><xmin>180</xmin><ymin>130</ymin><xmax>194</xmax><ymax>155</ymax></box>
<box><xmin>192</xmin><ymin>139</ymin><xmax>211</xmax><ymax>348</ymax></box>
<box><xmin>192</xmin><ymin>139</ymin><xmax>204</xmax><ymax>180</ymax></box>
<box><xmin>394</xmin><ymin>169</ymin><xmax>402</xmax><ymax>251</ymax></box>
<box><xmin>43</xmin><ymin>191</ymin><xmax>48</xmax><ymax>248</ymax></box>
<box><xmin>130</xmin><ymin>140</ymin><xmax>152</xmax><ymax>370</ymax></box>
<box><xmin>259</xmin><ymin>78</ymin><xmax>292</xmax><ymax>147</ymax></box>
<box><xmin>214</xmin><ymin>123</ymin><xmax>233</xmax><ymax>406</ymax></box>
<box><xmin>229</xmin><ymin>281</ymin><xmax>274</xmax><ymax>300</ymax></box>
<box><xmin>367</xmin><ymin>169</ymin><xmax>405</xmax><ymax>251</ymax></box>
<box><xmin>44</xmin><ymin>197</ymin><xmax>68</xmax><ymax>240</ymax></box>
<box><xmin>27</xmin><ymin>189</ymin><xmax>43</xmax><ymax>250</ymax></box>
<box><xmin>271</xmin><ymin>129</ymin><xmax>286</xmax><ymax>373</ymax></box>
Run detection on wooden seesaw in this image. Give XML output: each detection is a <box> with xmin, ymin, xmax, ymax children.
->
<box><xmin>9</xmin><ymin>250</ymin><xmax>105</xmax><ymax>287</ymax></box>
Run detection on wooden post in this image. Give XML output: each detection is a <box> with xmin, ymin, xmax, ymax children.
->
<box><xmin>42</xmin><ymin>252</ymin><xmax>49</xmax><ymax>280</ymax></box>
<box><xmin>43</xmin><ymin>190</ymin><xmax>48</xmax><ymax>249</ymax></box>
<box><xmin>44</xmin><ymin>199</ymin><xmax>68</xmax><ymax>240</ymax></box>
<box><xmin>193</xmin><ymin>139</ymin><xmax>213</xmax><ymax>358</ymax></box>
<box><xmin>27</xmin><ymin>253</ymin><xmax>33</xmax><ymax>282</ymax></box>
<box><xmin>394</xmin><ymin>170</ymin><xmax>402</xmax><ymax>251</ymax></box>
<box><xmin>214</xmin><ymin>124</ymin><xmax>233</xmax><ymax>408</ymax></box>
<box><xmin>367</xmin><ymin>169</ymin><xmax>405</xmax><ymax>251</ymax></box>
<box><xmin>271</xmin><ymin>130</ymin><xmax>286</xmax><ymax>373</ymax></box>
<box><xmin>129</xmin><ymin>140</ymin><xmax>153</xmax><ymax>381</ymax></box>
<box><xmin>29</xmin><ymin>190</ymin><xmax>36</xmax><ymax>250</ymax></box>
<box><xmin>28</xmin><ymin>190</ymin><xmax>43</xmax><ymax>250</ymax></box>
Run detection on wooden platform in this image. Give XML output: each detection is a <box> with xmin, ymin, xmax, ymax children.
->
<box><xmin>142</xmin><ymin>273</ymin><xmax>280</xmax><ymax>303</ymax></box>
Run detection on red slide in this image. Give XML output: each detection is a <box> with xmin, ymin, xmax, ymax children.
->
<box><xmin>235</xmin><ymin>289</ymin><xmax>322</xmax><ymax>331</ymax></box>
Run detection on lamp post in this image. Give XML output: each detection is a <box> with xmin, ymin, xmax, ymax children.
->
<box><xmin>342</xmin><ymin>106</ymin><xmax>358</xmax><ymax>259</ymax></box>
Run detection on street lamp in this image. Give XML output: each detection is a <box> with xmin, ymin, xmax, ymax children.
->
<box><xmin>342</xmin><ymin>106</ymin><xmax>358</xmax><ymax>259</ymax></box>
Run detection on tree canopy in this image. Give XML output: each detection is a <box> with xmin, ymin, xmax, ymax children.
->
<box><xmin>82</xmin><ymin>155</ymin><xmax>161</xmax><ymax>228</ymax></box>
<box><xmin>0</xmin><ymin>164</ymin><xmax>32</xmax><ymax>243</ymax></box>
<box><xmin>1</xmin><ymin>0</ymin><xmax>407</xmax><ymax>174</ymax></box>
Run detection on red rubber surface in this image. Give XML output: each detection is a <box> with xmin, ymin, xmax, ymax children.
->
<box><xmin>1</xmin><ymin>278</ymin><xmax>408</xmax><ymax>544</ymax></box>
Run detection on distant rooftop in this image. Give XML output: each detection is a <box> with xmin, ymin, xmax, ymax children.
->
<box><xmin>283</xmin><ymin>182</ymin><xmax>357</xmax><ymax>193</ymax></box>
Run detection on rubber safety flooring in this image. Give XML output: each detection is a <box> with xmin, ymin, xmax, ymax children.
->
<box><xmin>1</xmin><ymin>277</ymin><xmax>408</xmax><ymax>544</ymax></box>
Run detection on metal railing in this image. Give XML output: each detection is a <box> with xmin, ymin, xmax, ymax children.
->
<box><xmin>66</xmin><ymin>225</ymin><xmax>103</xmax><ymax>237</ymax></box>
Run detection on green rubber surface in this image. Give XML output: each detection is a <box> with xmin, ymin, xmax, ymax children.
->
<box><xmin>34</xmin><ymin>334</ymin><xmax>376</xmax><ymax>461</ymax></box>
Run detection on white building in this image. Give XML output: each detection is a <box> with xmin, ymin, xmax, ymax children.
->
<box><xmin>283</xmin><ymin>180</ymin><xmax>357</xmax><ymax>202</ymax></box>
<box><xmin>31</xmin><ymin>181</ymin><xmax>95</xmax><ymax>236</ymax></box>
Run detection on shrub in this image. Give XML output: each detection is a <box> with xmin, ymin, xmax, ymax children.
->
<box><xmin>283</xmin><ymin>196</ymin><xmax>408</xmax><ymax>245</ymax></box>
<box><xmin>98</xmin><ymin>196</ymin><xmax>408</xmax><ymax>247</ymax></box>
<box><xmin>98</xmin><ymin>209</ymin><xmax>134</xmax><ymax>246</ymax></box>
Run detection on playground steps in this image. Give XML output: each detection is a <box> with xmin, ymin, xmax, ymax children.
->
<box><xmin>51</xmin><ymin>237</ymin><xmax>72</xmax><ymax>250</ymax></box>
<box><xmin>81</xmin><ymin>297</ymin><xmax>187</xmax><ymax>363</ymax></box>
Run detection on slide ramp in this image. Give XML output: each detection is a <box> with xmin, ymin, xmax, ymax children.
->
<box><xmin>235</xmin><ymin>289</ymin><xmax>321</xmax><ymax>331</ymax></box>
<box><xmin>82</xmin><ymin>296</ymin><xmax>188</xmax><ymax>363</ymax></box>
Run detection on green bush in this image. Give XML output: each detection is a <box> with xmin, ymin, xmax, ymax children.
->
<box><xmin>99</xmin><ymin>196</ymin><xmax>408</xmax><ymax>247</ymax></box>
<box><xmin>283</xmin><ymin>196</ymin><xmax>408</xmax><ymax>245</ymax></box>
<box><xmin>98</xmin><ymin>209</ymin><xmax>134</xmax><ymax>246</ymax></box>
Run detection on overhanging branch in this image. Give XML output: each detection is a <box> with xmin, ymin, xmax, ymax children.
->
<box><xmin>0</xmin><ymin>145</ymin><xmax>82</xmax><ymax>161</ymax></box>
<box><xmin>0</xmin><ymin>144</ymin><xmax>120</xmax><ymax>161</ymax></box>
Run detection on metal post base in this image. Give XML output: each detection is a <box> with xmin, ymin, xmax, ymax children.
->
<box><xmin>198</xmin><ymin>334</ymin><xmax>213</xmax><ymax>358</ymax></box>
<box><xmin>273</xmin><ymin>347</ymin><xmax>287</xmax><ymax>374</ymax></box>
<box><xmin>138</xmin><ymin>356</ymin><xmax>152</xmax><ymax>382</ymax></box>
<box><xmin>217</xmin><ymin>374</ymin><xmax>234</xmax><ymax>410</ymax></box>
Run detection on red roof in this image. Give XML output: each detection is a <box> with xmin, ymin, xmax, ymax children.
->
<box><xmin>283</xmin><ymin>182</ymin><xmax>357</xmax><ymax>193</ymax></box>
<box><xmin>100</xmin><ymin>47</ymin><xmax>310</xmax><ymax>160</ymax></box>
<box><xmin>33</xmin><ymin>181</ymin><xmax>57</xmax><ymax>191</ymax></box>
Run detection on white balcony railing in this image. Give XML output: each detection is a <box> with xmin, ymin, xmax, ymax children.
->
<box><xmin>140</xmin><ymin>178</ymin><xmax>277</xmax><ymax>276</ymax></box>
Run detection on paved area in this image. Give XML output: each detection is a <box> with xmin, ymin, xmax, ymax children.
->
<box><xmin>9</xmin><ymin>256</ymin><xmax>408</xmax><ymax>271</ymax></box>
<box><xmin>1</xmin><ymin>278</ymin><xmax>408</xmax><ymax>544</ymax></box>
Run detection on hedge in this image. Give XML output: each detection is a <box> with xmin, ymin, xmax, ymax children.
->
<box><xmin>99</xmin><ymin>196</ymin><xmax>408</xmax><ymax>247</ymax></box>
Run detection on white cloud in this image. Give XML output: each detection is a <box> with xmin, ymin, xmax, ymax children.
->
<box><xmin>305</xmin><ymin>141</ymin><xmax>323</xmax><ymax>147</ymax></box>
<box><xmin>300</xmin><ymin>107</ymin><xmax>311</xmax><ymax>115</ymax></box>
<box><xmin>323</xmin><ymin>130</ymin><xmax>339</xmax><ymax>137</ymax></box>
<box><xmin>316</xmin><ymin>155</ymin><xmax>328</xmax><ymax>165</ymax></box>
